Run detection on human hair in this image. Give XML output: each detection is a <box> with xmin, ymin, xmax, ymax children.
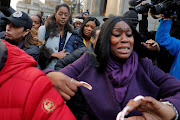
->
<box><xmin>94</xmin><ymin>16</ymin><xmax>144</xmax><ymax>71</ymax></box>
<box><xmin>35</xmin><ymin>14</ymin><xmax>42</xmax><ymax>24</ymax></box>
<box><xmin>78</xmin><ymin>17</ymin><xmax>100</xmax><ymax>38</ymax></box>
<box><xmin>45</xmin><ymin>4</ymin><xmax>73</xmax><ymax>38</ymax></box>
<box><xmin>91</xmin><ymin>26</ymin><xmax>101</xmax><ymax>39</ymax></box>
<box><xmin>24</xmin><ymin>28</ymin><xmax>44</xmax><ymax>48</ymax></box>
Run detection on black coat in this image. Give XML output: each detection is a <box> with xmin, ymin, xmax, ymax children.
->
<box><xmin>55</xmin><ymin>43</ymin><xmax>94</xmax><ymax>70</ymax></box>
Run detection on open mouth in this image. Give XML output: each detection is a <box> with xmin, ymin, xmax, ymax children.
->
<box><xmin>117</xmin><ymin>47</ymin><xmax>130</xmax><ymax>53</ymax></box>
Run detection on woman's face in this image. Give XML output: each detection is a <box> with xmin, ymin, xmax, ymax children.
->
<box><xmin>5</xmin><ymin>22</ymin><xmax>29</xmax><ymax>42</ymax></box>
<box><xmin>83</xmin><ymin>21</ymin><xmax>96</xmax><ymax>38</ymax></box>
<box><xmin>31</xmin><ymin>15</ymin><xmax>41</xmax><ymax>29</ymax></box>
<box><xmin>55</xmin><ymin>6</ymin><xmax>69</xmax><ymax>26</ymax></box>
<box><xmin>110</xmin><ymin>21</ymin><xmax>134</xmax><ymax>60</ymax></box>
<box><xmin>74</xmin><ymin>21</ymin><xmax>82</xmax><ymax>28</ymax></box>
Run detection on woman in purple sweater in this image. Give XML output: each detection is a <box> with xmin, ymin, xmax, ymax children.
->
<box><xmin>46</xmin><ymin>17</ymin><xmax>180</xmax><ymax>120</ymax></box>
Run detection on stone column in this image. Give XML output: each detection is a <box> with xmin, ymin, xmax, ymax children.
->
<box><xmin>89</xmin><ymin>0</ymin><xmax>101</xmax><ymax>16</ymax></box>
<box><xmin>105</xmin><ymin>0</ymin><xmax>129</xmax><ymax>17</ymax></box>
<box><xmin>99</xmin><ymin>0</ymin><xmax>105</xmax><ymax>16</ymax></box>
<box><xmin>83</xmin><ymin>0</ymin><xmax>91</xmax><ymax>12</ymax></box>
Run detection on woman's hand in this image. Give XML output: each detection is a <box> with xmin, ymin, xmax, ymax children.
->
<box><xmin>46</xmin><ymin>72</ymin><xmax>83</xmax><ymax>101</ymax></box>
<box><xmin>141</xmin><ymin>39</ymin><xmax>160</xmax><ymax>51</ymax></box>
<box><xmin>51</xmin><ymin>49</ymin><xmax>70</xmax><ymax>59</ymax></box>
<box><xmin>117</xmin><ymin>96</ymin><xmax>176</xmax><ymax>120</ymax></box>
<box><xmin>46</xmin><ymin>72</ymin><xmax>92</xmax><ymax>101</ymax></box>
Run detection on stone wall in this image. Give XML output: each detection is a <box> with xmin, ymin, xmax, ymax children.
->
<box><xmin>84</xmin><ymin>0</ymin><xmax>160</xmax><ymax>31</ymax></box>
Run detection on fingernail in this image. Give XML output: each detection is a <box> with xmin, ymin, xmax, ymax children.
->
<box><xmin>134</xmin><ymin>95</ymin><xmax>144</xmax><ymax>101</ymax></box>
<box><xmin>80</xmin><ymin>81</ymin><xmax>92</xmax><ymax>90</ymax></box>
<box><xmin>116</xmin><ymin>106</ymin><xmax>131</xmax><ymax>120</ymax></box>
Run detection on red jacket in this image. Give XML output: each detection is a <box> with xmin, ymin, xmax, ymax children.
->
<box><xmin>0</xmin><ymin>40</ymin><xmax>76</xmax><ymax>120</ymax></box>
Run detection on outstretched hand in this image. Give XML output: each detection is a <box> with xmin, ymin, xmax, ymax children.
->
<box><xmin>46</xmin><ymin>72</ymin><xmax>92</xmax><ymax>101</ymax></box>
<box><xmin>116</xmin><ymin>96</ymin><xmax>176</xmax><ymax>120</ymax></box>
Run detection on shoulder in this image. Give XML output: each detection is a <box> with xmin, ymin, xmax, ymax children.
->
<box><xmin>38</xmin><ymin>26</ymin><xmax>46</xmax><ymax>35</ymax></box>
<box><xmin>23</xmin><ymin>45</ymin><xmax>39</xmax><ymax>53</ymax></box>
<box><xmin>138</xmin><ymin>58</ymin><xmax>154</xmax><ymax>73</ymax></box>
<box><xmin>39</xmin><ymin>25</ymin><xmax>46</xmax><ymax>30</ymax></box>
<box><xmin>0</xmin><ymin>31</ymin><xmax>5</xmax><ymax>39</ymax></box>
<box><xmin>138</xmin><ymin>58</ymin><xmax>153</xmax><ymax>66</ymax></box>
<box><xmin>70</xmin><ymin>33</ymin><xmax>82</xmax><ymax>41</ymax></box>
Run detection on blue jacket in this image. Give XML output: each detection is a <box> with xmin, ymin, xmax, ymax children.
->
<box><xmin>155</xmin><ymin>19</ymin><xmax>180</xmax><ymax>80</ymax></box>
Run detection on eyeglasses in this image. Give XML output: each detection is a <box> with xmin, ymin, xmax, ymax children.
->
<box><xmin>57</xmin><ymin>13</ymin><xmax>69</xmax><ymax>17</ymax></box>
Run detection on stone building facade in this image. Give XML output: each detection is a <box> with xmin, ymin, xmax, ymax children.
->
<box><xmin>83</xmin><ymin>0</ymin><xmax>160</xmax><ymax>31</ymax></box>
<box><xmin>15</xmin><ymin>0</ymin><xmax>59</xmax><ymax>17</ymax></box>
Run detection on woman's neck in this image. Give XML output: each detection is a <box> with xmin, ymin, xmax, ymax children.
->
<box><xmin>57</xmin><ymin>24</ymin><xmax>65</xmax><ymax>32</ymax></box>
<box><xmin>58</xmin><ymin>24</ymin><xmax>65</xmax><ymax>38</ymax></box>
<box><xmin>84</xmin><ymin>37</ymin><xmax>91</xmax><ymax>46</ymax></box>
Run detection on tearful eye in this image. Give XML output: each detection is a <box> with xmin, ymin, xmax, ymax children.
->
<box><xmin>126</xmin><ymin>34</ymin><xmax>133</xmax><ymax>37</ymax></box>
<box><xmin>112</xmin><ymin>33</ymin><xmax>121</xmax><ymax>37</ymax></box>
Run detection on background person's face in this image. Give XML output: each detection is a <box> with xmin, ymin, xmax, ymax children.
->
<box><xmin>31</xmin><ymin>15</ymin><xmax>41</xmax><ymax>29</ymax></box>
<box><xmin>83</xmin><ymin>21</ymin><xmax>96</xmax><ymax>38</ymax></box>
<box><xmin>55</xmin><ymin>6</ymin><xmax>69</xmax><ymax>26</ymax></box>
<box><xmin>110</xmin><ymin>21</ymin><xmax>134</xmax><ymax>60</ymax></box>
<box><xmin>74</xmin><ymin>21</ymin><xmax>82</xmax><ymax>28</ymax></box>
<box><xmin>5</xmin><ymin>22</ymin><xmax>28</xmax><ymax>42</ymax></box>
<box><xmin>83</xmin><ymin>13</ymin><xmax>89</xmax><ymax>18</ymax></box>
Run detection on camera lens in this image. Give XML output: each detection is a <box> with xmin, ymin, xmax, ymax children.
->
<box><xmin>151</xmin><ymin>4</ymin><xmax>163</xmax><ymax>15</ymax></box>
<box><xmin>150</xmin><ymin>1</ymin><xmax>172</xmax><ymax>15</ymax></box>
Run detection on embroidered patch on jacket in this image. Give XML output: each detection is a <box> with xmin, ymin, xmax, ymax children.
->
<box><xmin>42</xmin><ymin>99</ymin><xmax>56</xmax><ymax>113</ymax></box>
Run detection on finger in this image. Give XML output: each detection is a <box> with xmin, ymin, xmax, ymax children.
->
<box><xmin>134</xmin><ymin>95</ymin><xmax>144</xmax><ymax>101</ymax></box>
<box><xmin>66</xmin><ymin>78</ymin><xmax>79</xmax><ymax>92</ymax></box>
<box><xmin>116</xmin><ymin>106</ymin><xmax>131</xmax><ymax>120</ymax></box>
<box><xmin>54</xmin><ymin>86</ymin><xmax>71</xmax><ymax>100</ymax></box>
<box><xmin>62</xmin><ymin>49</ymin><xmax>66</xmax><ymax>52</ymax></box>
<box><xmin>55</xmin><ymin>80</ymin><xmax>76</xmax><ymax>97</ymax></box>
<box><xmin>71</xmin><ymin>78</ymin><xmax>92</xmax><ymax>90</ymax></box>
<box><xmin>141</xmin><ymin>42</ymin><xmax>148</xmax><ymax>47</ymax></box>
<box><xmin>141</xmin><ymin>96</ymin><xmax>158</xmax><ymax>107</ymax></box>
<box><xmin>58</xmin><ymin>84</ymin><xmax>76</xmax><ymax>97</ymax></box>
<box><xmin>65</xmin><ymin>52</ymin><xmax>70</xmax><ymax>55</ymax></box>
<box><xmin>124</xmin><ymin>96</ymin><xmax>144</xmax><ymax>115</ymax></box>
<box><xmin>59</xmin><ymin>90</ymin><xmax>71</xmax><ymax>101</ymax></box>
<box><xmin>152</xmin><ymin>42</ymin><xmax>158</xmax><ymax>47</ymax></box>
<box><xmin>146</xmin><ymin>39</ymin><xmax>154</xmax><ymax>43</ymax></box>
<box><xmin>126</xmin><ymin>116</ymin><xmax>145</xmax><ymax>120</ymax></box>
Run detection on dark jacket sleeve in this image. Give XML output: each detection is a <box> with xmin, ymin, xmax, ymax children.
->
<box><xmin>38</xmin><ymin>45</ymin><xmax>53</xmax><ymax>70</ymax></box>
<box><xmin>65</xmin><ymin>34</ymin><xmax>85</xmax><ymax>53</ymax></box>
<box><xmin>23</xmin><ymin>45</ymin><xmax>40</xmax><ymax>62</ymax></box>
<box><xmin>55</xmin><ymin>47</ymin><xmax>88</xmax><ymax>70</ymax></box>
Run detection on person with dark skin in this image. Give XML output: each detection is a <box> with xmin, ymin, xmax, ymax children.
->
<box><xmin>45</xmin><ymin>17</ymin><xmax>180</xmax><ymax>120</ymax></box>
<box><xmin>78</xmin><ymin>17</ymin><xmax>100</xmax><ymax>47</ymax></box>
<box><xmin>38</xmin><ymin>4</ymin><xmax>85</xmax><ymax>70</ymax></box>
<box><xmin>31</xmin><ymin>14</ymin><xmax>42</xmax><ymax>30</ymax></box>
